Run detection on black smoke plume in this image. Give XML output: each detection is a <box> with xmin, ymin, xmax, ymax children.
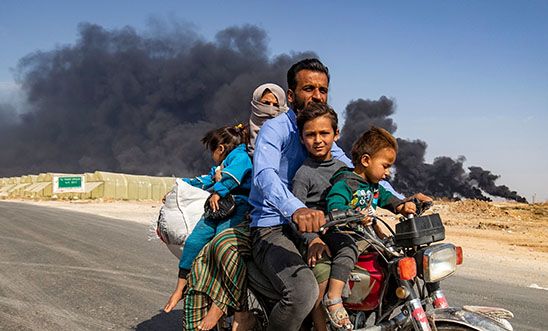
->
<box><xmin>0</xmin><ymin>23</ymin><xmax>313</xmax><ymax>177</ymax></box>
<box><xmin>468</xmin><ymin>166</ymin><xmax>527</xmax><ymax>203</ymax></box>
<box><xmin>338</xmin><ymin>96</ymin><xmax>397</xmax><ymax>153</ymax></box>
<box><xmin>0</xmin><ymin>22</ymin><xmax>526</xmax><ymax>202</ymax></box>
<box><xmin>338</xmin><ymin>98</ymin><xmax>527</xmax><ymax>202</ymax></box>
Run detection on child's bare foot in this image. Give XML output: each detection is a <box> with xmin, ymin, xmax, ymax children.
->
<box><xmin>198</xmin><ymin>302</ymin><xmax>224</xmax><ymax>330</ymax></box>
<box><xmin>233</xmin><ymin>311</ymin><xmax>255</xmax><ymax>331</ymax></box>
<box><xmin>163</xmin><ymin>278</ymin><xmax>187</xmax><ymax>313</ymax></box>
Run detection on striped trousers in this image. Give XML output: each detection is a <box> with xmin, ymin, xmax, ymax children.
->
<box><xmin>183</xmin><ymin>224</ymin><xmax>251</xmax><ymax>330</ymax></box>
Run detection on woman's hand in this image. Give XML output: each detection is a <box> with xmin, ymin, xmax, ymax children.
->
<box><xmin>209</xmin><ymin>193</ymin><xmax>221</xmax><ymax>212</ymax></box>
<box><xmin>307</xmin><ymin>237</ymin><xmax>331</xmax><ymax>267</ymax></box>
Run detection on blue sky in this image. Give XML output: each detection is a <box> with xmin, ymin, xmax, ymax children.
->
<box><xmin>1</xmin><ymin>1</ymin><xmax>547</xmax><ymax>201</ymax></box>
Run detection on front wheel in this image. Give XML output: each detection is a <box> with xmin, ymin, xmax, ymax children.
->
<box><xmin>434</xmin><ymin>322</ymin><xmax>476</xmax><ymax>330</ymax></box>
<box><xmin>401</xmin><ymin>322</ymin><xmax>475</xmax><ymax>331</ymax></box>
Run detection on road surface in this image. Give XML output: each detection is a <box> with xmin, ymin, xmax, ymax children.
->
<box><xmin>0</xmin><ymin>201</ymin><xmax>545</xmax><ymax>330</ymax></box>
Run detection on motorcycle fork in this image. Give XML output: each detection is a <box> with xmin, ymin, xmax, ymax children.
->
<box><xmin>425</xmin><ymin>282</ymin><xmax>449</xmax><ymax>309</ymax></box>
<box><xmin>399</xmin><ymin>280</ymin><xmax>432</xmax><ymax>331</ymax></box>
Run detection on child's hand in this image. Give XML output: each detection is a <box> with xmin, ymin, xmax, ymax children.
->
<box><xmin>397</xmin><ymin>201</ymin><xmax>416</xmax><ymax>215</ymax></box>
<box><xmin>358</xmin><ymin>208</ymin><xmax>373</xmax><ymax>225</ymax></box>
<box><xmin>307</xmin><ymin>237</ymin><xmax>331</xmax><ymax>267</ymax></box>
<box><xmin>214</xmin><ymin>165</ymin><xmax>223</xmax><ymax>182</ymax></box>
<box><xmin>209</xmin><ymin>193</ymin><xmax>221</xmax><ymax>212</ymax></box>
<box><xmin>410</xmin><ymin>192</ymin><xmax>433</xmax><ymax>203</ymax></box>
<box><xmin>360</xmin><ymin>214</ymin><xmax>373</xmax><ymax>226</ymax></box>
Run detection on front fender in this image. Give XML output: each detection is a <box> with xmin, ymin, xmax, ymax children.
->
<box><xmin>429</xmin><ymin>307</ymin><xmax>513</xmax><ymax>331</ymax></box>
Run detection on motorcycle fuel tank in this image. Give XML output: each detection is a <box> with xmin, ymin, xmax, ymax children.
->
<box><xmin>344</xmin><ymin>252</ymin><xmax>384</xmax><ymax>311</ymax></box>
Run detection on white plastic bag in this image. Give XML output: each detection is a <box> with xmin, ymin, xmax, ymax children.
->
<box><xmin>153</xmin><ymin>178</ymin><xmax>209</xmax><ymax>258</ymax></box>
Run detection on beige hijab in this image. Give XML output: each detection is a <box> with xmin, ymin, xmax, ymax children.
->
<box><xmin>248</xmin><ymin>83</ymin><xmax>288</xmax><ymax>156</ymax></box>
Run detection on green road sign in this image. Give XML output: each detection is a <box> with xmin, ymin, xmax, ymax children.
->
<box><xmin>58</xmin><ymin>177</ymin><xmax>83</xmax><ymax>189</ymax></box>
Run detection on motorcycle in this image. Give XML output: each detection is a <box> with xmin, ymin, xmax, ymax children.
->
<box><xmin>242</xmin><ymin>201</ymin><xmax>514</xmax><ymax>331</ymax></box>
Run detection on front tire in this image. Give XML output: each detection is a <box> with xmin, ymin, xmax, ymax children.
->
<box><xmin>435</xmin><ymin>322</ymin><xmax>476</xmax><ymax>330</ymax></box>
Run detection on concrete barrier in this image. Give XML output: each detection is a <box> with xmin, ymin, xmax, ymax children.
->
<box><xmin>0</xmin><ymin>177</ymin><xmax>18</xmax><ymax>197</ymax></box>
<box><xmin>0</xmin><ymin>177</ymin><xmax>17</xmax><ymax>198</ymax></box>
<box><xmin>149</xmin><ymin>177</ymin><xmax>174</xmax><ymax>201</ymax></box>
<box><xmin>8</xmin><ymin>175</ymin><xmax>36</xmax><ymax>198</ymax></box>
<box><xmin>23</xmin><ymin>173</ymin><xmax>54</xmax><ymax>199</ymax></box>
<box><xmin>95</xmin><ymin>171</ymin><xmax>128</xmax><ymax>199</ymax></box>
<box><xmin>1</xmin><ymin>171</ymin><xmax>176</xmax><ymax>201</ymax></box>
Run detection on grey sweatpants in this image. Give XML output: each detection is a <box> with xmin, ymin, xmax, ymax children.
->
<box><xmin>322</xmin><ymin>230</ymin><xmax>359</xmax><ymax>282</ymax></box>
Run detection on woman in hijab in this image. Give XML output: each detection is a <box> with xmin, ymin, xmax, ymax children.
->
<box><xmin>248</xmin><ymin>83</ymin><xmax>288</xmax><ymax>156</ymax></box>
<box><xmin>164</xmin><ymin>83</ymin><xmax>287</xmax><ymax>331</ymax></box>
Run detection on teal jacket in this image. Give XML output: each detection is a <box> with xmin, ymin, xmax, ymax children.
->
<box><xmin>326</xmin><ymin>167</ymin><xmax>402</xmax><ymax>214</ymax></box>
<box><xmin>183</xmin><ymin>144</ymin><xmax>252</xmax><ymax>203</ymax></box>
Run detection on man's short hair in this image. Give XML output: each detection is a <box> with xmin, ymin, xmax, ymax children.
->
<box><xmin>351</xmin><ymin>126</ymin><xmax>398</xmax><ymax>166</ymax></box>
<box><xmin>287</xmin><ymin>58</ymin><xmax>330</xmax><ymax>91</ymax></box>
<box><xmin>296</xmin><ymin>102</ymin><xmax>338</xmax><ymax>134</ymax></box>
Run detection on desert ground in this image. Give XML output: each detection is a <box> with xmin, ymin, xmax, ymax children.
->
<box><xmin>8</xmin><ymin>198</ymin><xmax>548</xmax><ymax>289</ymax></box>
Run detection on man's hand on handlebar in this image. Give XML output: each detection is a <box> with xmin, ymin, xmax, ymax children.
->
<box><xmin>292</xmin><ymin>208</ymin><xmax>325</xmax><ymax>233</ymax></box>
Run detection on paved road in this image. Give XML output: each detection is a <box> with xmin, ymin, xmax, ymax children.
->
<box><xmin>0</xmin><ymin>201</ymin><xmax>546</xmax><ymax>330</ymax></box>
<box><xmin>0</xmin><ymin>201</ymin><xmax>180</xmax><ymax>330</ymax></box>
<box><xmin>444</xmin><ymin>276</ymin><xmax>546</xmax><ymax>331</ymax></box>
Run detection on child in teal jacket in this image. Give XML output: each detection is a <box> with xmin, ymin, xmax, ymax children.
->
<box><xmin>165</xmin><ymin>124</ymin><xmax>252</xmax><ymax>311</ymax></box>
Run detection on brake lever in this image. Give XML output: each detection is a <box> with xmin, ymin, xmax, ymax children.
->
<box><xmin>407</xmin><ymin>197</ymin><xmax>433</xmax><ymax>216</ymax></box>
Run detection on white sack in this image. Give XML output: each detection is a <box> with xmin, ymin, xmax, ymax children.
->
<box><xmin>154</xmin><ymin>178</ymin><xmax>209</xmax><ymax>258</ymax></box>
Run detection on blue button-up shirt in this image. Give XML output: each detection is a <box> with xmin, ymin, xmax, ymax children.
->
<box><xmin>249</xmin><ymin>109</ymin><xmax>403</xmax><ymax>228</ymax></box>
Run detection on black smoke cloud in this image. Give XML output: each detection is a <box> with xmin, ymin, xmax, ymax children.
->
<box><xmin>468</xmin><ymin>166</ymin><xmax>526</xmax><ymax>203</ymax></box>
<box><xmin>338</xmin><ymin>98</ymin><xmax>527</xmax><ymax>202</ymax></box>
<box><xmin>0</xmin><ymin>22</ymin><xmax>526</xmax><ymax>202</ymax></box>
<box><xmin>338</xmin><ymin>96</ymin><xmax>397</xmax><ymax>153</ymax></box>
<box><xmin>0</xmin><ymin>23</ymin><xmax>313</xmax><ymax>177</ymax></box>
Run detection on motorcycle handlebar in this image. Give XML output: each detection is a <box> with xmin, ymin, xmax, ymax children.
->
<box><xmin>319</xmin><ymin>209</ymin><xmax>401</xmax><ymax>258</ymax></box>
<box><xmin>412</xmin><ymin>198</ymin><xmax>433</xmax><ymax>216</ymax></box>
<box><xmin>319</xmin><ymin>209</ymin><xmax>365</xmax><ymax>232</ymax></box>
<box><xmin>320</xmin><ymin>198</ymin><xmax>433</xmax><ymax>232</ymax></box>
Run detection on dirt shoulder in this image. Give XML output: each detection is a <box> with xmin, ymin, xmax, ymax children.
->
<box><xmin>8</xmin><ymin>198</ymin><xmax>548</xmax><ymax>289</ymax></box>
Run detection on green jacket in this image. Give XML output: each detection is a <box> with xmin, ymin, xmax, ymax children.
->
<box><xmin>326</xmin><ymin>167</ymin><xmax>402</xmax><ymax>214</ymax></box>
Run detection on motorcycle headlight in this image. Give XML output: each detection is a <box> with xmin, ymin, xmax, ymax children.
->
<box><xmin>419</xmin><ymin>243</ymin><xmax>457</xmax><ymax>282</ymax></box>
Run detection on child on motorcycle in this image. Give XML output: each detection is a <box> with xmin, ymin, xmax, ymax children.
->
<box><xmin>163</xmin><ymin>124</ymin><xmax>252</xmax><ymax>319</ymax></box>
<box><xmin>318</xmin><ymin>127</ymin><xmax>416</xmax><ymax>330</ymax></box>
<box><xmin>291</xmin><ymin>102</ymin><xmax>348</xmax><ymax>330</ymax></box>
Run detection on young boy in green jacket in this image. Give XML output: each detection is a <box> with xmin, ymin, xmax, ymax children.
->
<box><xmin>319</xmin><ymin>126</ymin><xmax>416</xmax><ymax>330</ymax></box>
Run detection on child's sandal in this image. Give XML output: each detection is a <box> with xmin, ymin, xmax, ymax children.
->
<box><xmin>322</xmin><ymin>294</ymin><xmax>353</xmax><ymax>330</ymax></box>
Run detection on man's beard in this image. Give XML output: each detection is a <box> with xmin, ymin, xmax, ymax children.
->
<box><xmin>292</xmin><ymin>97</ymin><xmax>306</xmax><ymax>114</ymax></box>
